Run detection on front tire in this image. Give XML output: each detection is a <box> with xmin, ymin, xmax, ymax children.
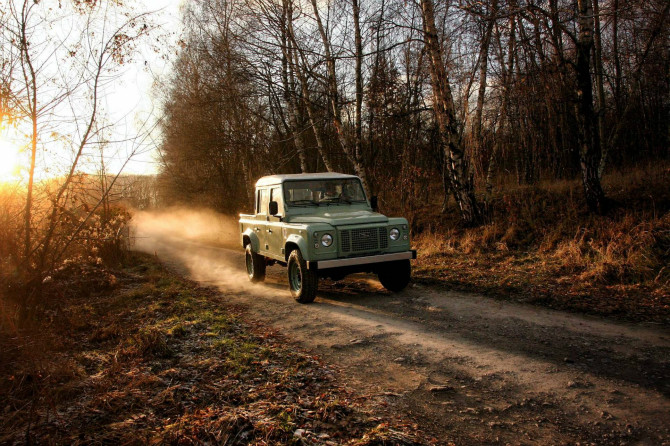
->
<box><xmin>378</xmin><ymin>259</ymin><xmax>411</xmax><ymax>292</ymax></box>
<box><xmin>245</xmin><ymin>244</ymin><xmax>266</xmax><ymax>283</ymax></box>
<box><xmin>287</xmin><ymin>249</ymin><xmax>318</xmax><ymax>303</ymax></box>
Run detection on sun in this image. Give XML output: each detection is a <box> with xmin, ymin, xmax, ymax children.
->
<box><xmin>0</xmin><ymin>136</ymin><xmax>24</xmax><ymax>182</ymax></box>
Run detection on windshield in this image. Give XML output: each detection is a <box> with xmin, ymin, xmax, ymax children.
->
<box><xmin>284</xmin><ymin>179</ymin><xmax>367</xmax><ymax>206</ymax></box>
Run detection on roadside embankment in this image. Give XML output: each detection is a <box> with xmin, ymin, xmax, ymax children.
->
<box><xmin>412</xmin><ymin>165</ymin><xmax>670</xmax><ymax>323</ymax></box>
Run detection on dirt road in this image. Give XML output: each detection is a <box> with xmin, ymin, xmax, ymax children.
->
<box><xmin>134</xmin><ymin>215</ymin><xmax>670</xmax><ymax>445</ymax></box>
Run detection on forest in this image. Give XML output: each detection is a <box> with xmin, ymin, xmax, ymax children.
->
<box><xmin>0</xmin><ymin>0</ymin><xmax>666</xmax><ymax>327</ymax></box>
<box><xmin>151</xmin><ymin>0</ymin><xmax>669</xmax><ymax>320</ymax></box>
<box><xmin>157</xmin><ymin>0</ymin><xmax>668</xmax><ymax>219</ymax></box>
<box><xmin>1</xmin><ymin>0</ymin><xmax>669</xmax><ymax>443</ymax></box>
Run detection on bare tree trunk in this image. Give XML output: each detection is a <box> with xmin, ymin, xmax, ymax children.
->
<box><xmin>38</xmin><ymin>15</ymin><xmax>144</xmax><ymax>268</ymax></box>
<box><xmin>575</xmin><ymin>0</ymin><xmax>607</xmax><ymax>214</ymax></box>
<box><xmin>352</xmin><ymin>0</ymin><xmax>365</xmax><ymax>182</ymax></box>
<box><xmin>38</xmin><ymin>68</ymin><xmax>101</xmax><ymax>269</ymax></box>
<box><xmin>291</xmin><ymin>57</ymin><xmax>334</xmax><ymax>172</ymax></box>
<box><xmin>309</xmin><ymin>0</ymin><xmax>370</xmax><ymax>194</ymax></box>
<box><xmin>25</xmin><ymin>103</ymin><xmax>36</xmax><ymax>261</ymax></box>
<box><xmin>99</xmin><ymin>143</ymin><xmax>110</xmax><ymax>223</ymax></box>
<box><xmin>486</xmin><ymin>4</ymin><xmax>516</xmax><ymax>197</ymax></box>
<box><xmin>281</xmin><ymin>0</ymin><xmax>307</xmax><ymax>173</ymax></box>
<box><xmin>603</xmin><ymin>0</ymin><xmax>621</xmax><ymax>177</ymax></box>
<box><xmin>420</xmin><ymin>0</ymin><xmax>480</xmax><ymax>224</ymax></box>
<box><xmin>593</xmin><ymin>0</ymin><xmax>607</xmax><ymax>179</ymax></box>
<box><xmin>19</xmin><ymin>0</ymin><xmax>37</xmax><ymax>264</ymax></box>
<box><xmin>473</xmin><ymin>0</ymin><xmax>497</xmax><ymax>160</ymax></box>
<box><xmin>401</xmin><ymin>39</ymin><xmax>423</xmax><ymax>215</ymax></box>
<box><xmin>612</xmin><ymin>0</ymin><xmax>622</xmax><ymax>107</ymax></box>
<box><xmin>284</xmin><ymin>7</ymin><xmax>334</xmax><ymax>171</ymax></box>
<box><xmin>367</xmin><ymin>0</ymin><xmax>386</xmax><ymax>171</ymax></box>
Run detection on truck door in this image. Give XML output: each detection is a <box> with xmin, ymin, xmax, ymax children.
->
<box><xmin>267</xmin><ymin>186</ymin><xmax>285</xmax><ymax>259</ymax></box>
<box><xmin>255</xmin><ymin>188</ymin><xmax>269</xmax><ymax>253</ymax></box>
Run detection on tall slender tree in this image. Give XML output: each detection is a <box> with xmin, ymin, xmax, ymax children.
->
<box><xmin>309</xmin><ymin>0</ymin><xmax>371</xmax><ymax>194</ymax></box>
<box><xmin>575</xmin><ymin>0</ymin><xmax>607</xmax><ymax>213</ymax></box>
<box><xmin>419</xmin><ymin>0</ymin><xmax>481</xmax><ymax>224</ymax></box>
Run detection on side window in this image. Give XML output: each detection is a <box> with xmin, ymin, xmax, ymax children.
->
<box><xmin>258</xmin><ymin>188</ymin><xmax>269</xmax><ymax>215</ymax></box>
<box><xmin>270</xmin><ymin>187</ymin><xmax>283</xmax><ymax>216</ymax></box>
<box><xmin>256</xmin><ymin>190</ymin><xmax>261</xmax><ymax>214</ymax></box>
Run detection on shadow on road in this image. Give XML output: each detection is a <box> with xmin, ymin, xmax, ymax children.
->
<box><xmin>144</xmin><ymin>235</ymin><xmax>670</xmax><ymax>397</ymax></box>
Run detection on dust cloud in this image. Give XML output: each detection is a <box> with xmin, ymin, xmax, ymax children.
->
<box><xmin>130</xmin><ymin>207</ymin><xmax>284</xmax><ymax>297</ymax></box>
<box><xmin>132</xmin><ymin>207</ymin><xmax>240</xmax><ymax>250</ymax></box>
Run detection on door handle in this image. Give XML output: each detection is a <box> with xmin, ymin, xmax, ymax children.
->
<box><xmin>254</xmin><ymin>227</ymin><xmax>260</xmax><ymax>232</ymax></box>
<box><xmin>267</xmin><ymin>229</ymin><xmax>272</xmax><ymax>234</ymax></box>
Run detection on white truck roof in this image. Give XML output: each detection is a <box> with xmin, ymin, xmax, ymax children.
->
<box><xmin>255</xmin><ymin>172</ymin><xmax>359</xmax><ymax>187</ymax></box>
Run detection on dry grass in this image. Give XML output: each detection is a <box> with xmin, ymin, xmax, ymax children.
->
<box><xmin>0</xmin><ymin>252</ymin><xmax>427</xmax><ymax>445</ymax></box>
<box><xmin>0</xmin><ymin>176</ymin><xmax>131</xmax><ymax>332</ymax></box>
<box><xmin>413</xmin><ymin>164</ymin><xmax>670</xmax><ymax>323</ymax></box>
<box><xmin>0</xmin><ymin>186</ymin><xmax>23</xmax><ymax>329</ymax></box>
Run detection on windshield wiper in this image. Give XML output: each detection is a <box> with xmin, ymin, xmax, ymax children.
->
<box><xmin>289</xmin><ymin>199</ymin><xmax>319</xmax><ymax>206</ymax></box>
<box><xmin>322</xmin><ymin>197</ymin><xmax>352</xmax><ymax>204</ymax></box>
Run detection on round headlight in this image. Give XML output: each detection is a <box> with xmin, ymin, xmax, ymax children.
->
<box><xmin>321</xmin><ymin>233</ymin><xmax>333</xmax><ymax>247</ymax></box>
<box><xmin>389</xmin><ymin>228</ymin><xmax>400</xmax><ymax>240</ymax></box>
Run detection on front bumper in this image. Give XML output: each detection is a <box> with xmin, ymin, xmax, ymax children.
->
<box><xmin>307</xmin><ymin>250</ymin><xmax>417</xmax><ymax>270</ymax></box>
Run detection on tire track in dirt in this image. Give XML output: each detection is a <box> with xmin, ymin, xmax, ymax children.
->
<box><xmin>135</xmin><ymin>230</ymin><xmax>670</xmax><ymax>444</ymax></box>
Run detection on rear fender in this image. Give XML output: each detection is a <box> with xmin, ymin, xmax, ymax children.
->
<box><xmin>242</xmin><ymin>228</ymin><xmax>260</xmax><ymax>253</ymax></box>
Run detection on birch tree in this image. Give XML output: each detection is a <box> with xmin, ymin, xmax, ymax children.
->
<box><xmin>309</xmin><ymin>0</ymin><xmax>371</xmax><ymax>194</ymax></box>
<box><xmin>419</xmin><ymin>0</ymin><xmax>481</xmax><ymax>224</ymax></box>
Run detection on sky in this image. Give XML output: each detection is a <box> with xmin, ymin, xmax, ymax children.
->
<box><xmin>101</xmin><ymin>0</ymin><xmax>184</xmax><ymax>175</ymax></box>
<box><xmin>0</xmin><ymin>0</ymin><xmax>185</xmax><ymax>183</ymax></box>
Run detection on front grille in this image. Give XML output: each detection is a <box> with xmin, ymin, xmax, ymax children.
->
<box><xmin>341</xmin><ymin>230</ymin><xmax>351</xmax><ymax>253</ymax></box>
<box><xmin>379</xmin><ymin>227</ymin><xmax>389</xmax><ymax>249</ymax></box>
<box><xmin>340</xmin><ymin>227</ymin><xmax>387</xmax><ymax>254</ymax></box>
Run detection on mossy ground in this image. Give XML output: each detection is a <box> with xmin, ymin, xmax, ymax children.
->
<box><xmin>0</xmin><ymin>252</ymin><xmax>427</xmax><ymax>445</ymax></box>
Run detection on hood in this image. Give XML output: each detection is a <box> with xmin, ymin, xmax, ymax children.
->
<box><xmin>288</xmin><ymin>209</ymin><xmax>389</xmax><ymax>226</ymax></box>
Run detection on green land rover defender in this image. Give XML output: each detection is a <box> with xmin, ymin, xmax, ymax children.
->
<box><xmin>239</xmin><ymin>173</ymin><xmax>416</xmax><ymax>303</ymax></box>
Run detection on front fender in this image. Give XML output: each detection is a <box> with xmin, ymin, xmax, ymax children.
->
<box><xmin>285</xmin><ymin>233</ymin><xmax>309</xmax><ymax>260</ymax></box>
<box><xmin>242</xmin><ymin>228</ymin><xmax>260</xmax><ymax>253</ymax></box>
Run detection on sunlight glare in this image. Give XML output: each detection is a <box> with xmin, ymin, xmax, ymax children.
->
<box><xmin>0</xmin><ymin>136</ymin><xmax>24</xmax><ymax>182</ymax></box>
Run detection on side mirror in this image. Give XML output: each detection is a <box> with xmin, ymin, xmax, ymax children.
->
<box><xmin>269</xmin><ymin>201</ymin><xmax>279</xmax><ymax>216</ymax></box>
<box><xmin>370</xmin><ymin>196</ymin><xmax>378</xmax><ymax>211</ymax></box>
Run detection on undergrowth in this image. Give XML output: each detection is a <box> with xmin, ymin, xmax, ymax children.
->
<box><xmin>0</xmin><ymin>252</ymin><xmax>427</xmax><ymax>445</ymax></box>
<box><xmin>412</xmin><ymin>164</ymin><xmax>670</xmax><ymax>323</ymax></box>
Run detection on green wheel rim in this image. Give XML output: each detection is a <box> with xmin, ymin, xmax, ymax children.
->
<box><xmin>289</xmin><ymin>261</ymin><xmax>302</xmax><ymax>291</ymax></box>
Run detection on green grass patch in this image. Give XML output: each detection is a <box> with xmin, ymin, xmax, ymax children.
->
<box><xmin>0</xmin><ymin>251</ymin><xmax>426</xmax><ymax>444</ymax></box>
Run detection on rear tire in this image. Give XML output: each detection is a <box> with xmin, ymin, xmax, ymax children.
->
<box><xmin>378</xmin><ymin>259</ymin><xmax>411</xmax><ymax>292</ymax></box>
<box><xmin>245</xmin><ymin>244</ymin><xmax>266</xmax><ymax>283</ymax></box>
<box><xmin>287</xmin><ymin>249</ymin><xmax>318</xmax><ymax>303</ymax></box>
